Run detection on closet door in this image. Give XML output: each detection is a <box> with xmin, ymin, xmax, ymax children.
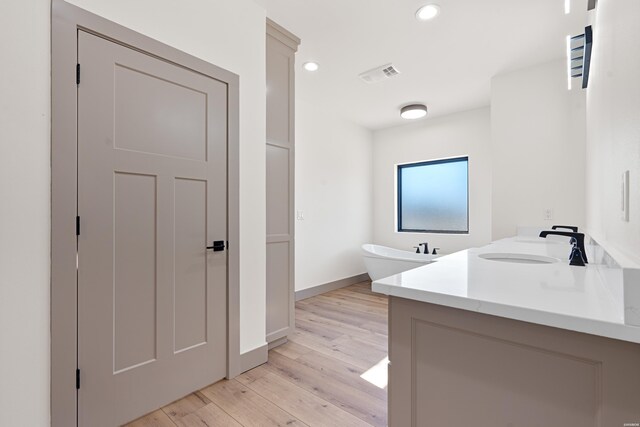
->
<box><xmin>77</xmin><ymin>30</ymin><xmax>228</xmax><ymax>426</ymax></box>
<box><xmin>266</xmin><ymin>20</ymin><xmax>299</xmax><ymax>345</ymax></box>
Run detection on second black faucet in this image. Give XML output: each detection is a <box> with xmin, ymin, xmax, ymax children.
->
<box><xmin>539</xmin><ymin>230</ymin><xmax>588</xmax><ymax>264</ymax></box>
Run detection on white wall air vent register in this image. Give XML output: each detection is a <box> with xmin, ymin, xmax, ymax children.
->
<box><xmin>358</xmin><ymin>63</ymin><xmax>400</xmax><ymax>83</ymax></box>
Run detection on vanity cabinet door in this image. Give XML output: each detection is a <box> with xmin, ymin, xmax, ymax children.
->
<box><xmin>389</xmin><ymin>296</ymin><xmax>640</xmax><ymax>427</ymax></box>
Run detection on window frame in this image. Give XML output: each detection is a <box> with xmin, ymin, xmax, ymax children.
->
<box><xmin>396</xmin><ymin>156</ymin><xmax>470</xmax><ymax>234</ymax></box>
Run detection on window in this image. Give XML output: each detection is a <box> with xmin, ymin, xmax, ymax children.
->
<box><xmin>397</xmin><ymin>156</ymin><xmax>469</xmax><ymax>233</ymax></box>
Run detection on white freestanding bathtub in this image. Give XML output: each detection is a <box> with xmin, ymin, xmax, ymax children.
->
<box><xmin>362</xmin><ymin>244</ymin><xmax>438</xmax><ymax>281</ymax></box>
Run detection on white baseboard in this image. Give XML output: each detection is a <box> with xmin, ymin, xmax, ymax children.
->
<box><xmin>238</xmin><ymin>343</ymin><xmax>268</xmax><ymax>374</ymax></box>
<box><xmin>295</xmin><ymin>273</ymin><xmax>370</xmax><ymax>301</ymax></box>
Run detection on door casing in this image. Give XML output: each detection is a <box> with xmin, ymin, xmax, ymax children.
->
<box><xmin>51</xmin><ymin>2</ymin><xmax>241</xmax><ymax>426</ymax></box>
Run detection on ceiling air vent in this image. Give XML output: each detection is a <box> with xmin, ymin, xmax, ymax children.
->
<box><xmin>358</xmin><ymin>63</ymin><xmax>400</xmax><ymax>84</ymax></box>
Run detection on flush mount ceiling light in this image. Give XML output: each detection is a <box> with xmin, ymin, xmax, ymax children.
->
<box><xmin>303</xmin><ymin>61</ymin><xmax>319</xmax><ymax>72</ymax></box>
<box><xmin>400</xmin><ymin>104</ymin><xmax>428</xmax><ymax>120</ymax></box>
<box><xmin>416</xmin><ymin>4</ymin><xmax>440</xmax><ymax>21</ymax></box>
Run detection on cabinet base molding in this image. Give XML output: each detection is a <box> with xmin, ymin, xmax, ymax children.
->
<box><xmin>267</xmin><ymin>336</ymin><xmax>288</xmax><ymax>350</ymax></box>
<box><xmin>238</xmin><ymin>343</ymin><xmax>268</xmax><ymax>374</ymax></box>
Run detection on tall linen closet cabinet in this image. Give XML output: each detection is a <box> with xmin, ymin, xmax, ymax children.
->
<box><xmin>265</xmin><ymin>20</ymin><xmax>299</xmax><ymax>347</ymax></box>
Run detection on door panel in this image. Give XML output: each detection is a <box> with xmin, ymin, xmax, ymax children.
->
<box><xmin>77</xmin><ymin>31</ymin><xmax>228</xmax><ymax>426</ymax></box>
<box><xmin>174</xmin><ymin>178</ymin><xmax>207</xmax><ymax>353</ymax></box>
<box><xmin>266</xmin><ymin>45</ymin><xmax>291</xmax><ymax>144</ymax></box>
<box><xmin>114</xmin><ymin>61</ymin><xmax>208</xmax><ymax>161</ymax></box>
<box><xmin>113</xmin><ymin>172</ymin><xmax>158</xmax><ymax>373</ymax></box>
<box><xmin>266</xmin><ymin>144</ymin><xmax>290</xmax><ymax>235</ymax></box>
<box><xmin>266</xmin><ymin>241</ymin><xmax>291</xmax><ymax>336</ymax></box>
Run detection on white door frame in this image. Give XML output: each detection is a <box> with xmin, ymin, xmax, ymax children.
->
<box><xmin>51</xmin><ymin>2</ymin><xmax>241</xmax><ymax>425</ymax></box>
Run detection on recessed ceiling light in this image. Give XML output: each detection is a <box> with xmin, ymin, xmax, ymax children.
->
<box><xmin>400</xmin><ymin>104</ymin><xmax>428</xmax><ymax>120</ymax></box>
<box><xmin>303</xmin><ymin>62</ymin><xmax>319</xmax><ymax>72</ymax></box>
<box><xmin>416</xmin><ymin>4</ymin><xmax>440</xmax><ymax>21</ymax></box>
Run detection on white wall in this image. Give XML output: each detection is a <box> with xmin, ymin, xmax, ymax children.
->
<box><xmin>491</xmin><ymin>60</ymin><xmax>586</xmax><ymax>240</ymax></box>
<box><xmin>0</xmin><ymin>1</ymin><xmax>51</xmax><ymax>426</ymax></box>
<box><xmin>295</xmin><ymin>98</ymin><xmax>373</xmax><ymax>291</ymax></box>
<box><xmin>0</xmin><ymin>0</ymin><xmax>266</xmax><ymax>425</ymax></box>
<box><xmin>586</xmin><ymin>0</ymin><xmax>640</xmax><ymax>262</ymax></box>
<box><xmin>372</xmin><ymin>108</ymin><xmax>492</xmax><ymax>254</ymax></box>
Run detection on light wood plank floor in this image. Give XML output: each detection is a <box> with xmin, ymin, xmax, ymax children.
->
<box><xmin>125</xmin><ymin>281</ymin><xmax>388</xmax><ymax>427</ymax></box>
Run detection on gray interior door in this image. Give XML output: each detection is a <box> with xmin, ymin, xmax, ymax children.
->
<box><xmin>77</xmin><ymin>30</ymin><xmax>228</xmax><ymax>426</ymax></box>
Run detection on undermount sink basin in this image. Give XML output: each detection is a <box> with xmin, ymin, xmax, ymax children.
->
<box><xmin>478</xmin><ymin>253</ymin><xmax>559</xmax><ymax>265</ymax></box>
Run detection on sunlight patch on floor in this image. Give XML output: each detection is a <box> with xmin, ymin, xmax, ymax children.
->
<box><xmin>360</xmin><ymin>356</ymin><xmax>389</xmax><ymax>389</ymax></box>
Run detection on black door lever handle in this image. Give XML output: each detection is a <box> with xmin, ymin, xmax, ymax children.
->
<box><xmin>207</xmin><ymin>240</ymin><xmax>226</xmax><ymax>251</ymax></box>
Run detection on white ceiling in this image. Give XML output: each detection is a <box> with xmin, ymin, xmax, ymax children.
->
<box><xmin>258</xmin><ymin>0</ymin><xmax>589</xmax><ymax>130</ymax></box>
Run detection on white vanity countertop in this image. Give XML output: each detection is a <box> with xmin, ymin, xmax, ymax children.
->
<box><xmin>372</xmin><ymin>237</ymin><xmax>640</xmax><ymax>344</ymax></box>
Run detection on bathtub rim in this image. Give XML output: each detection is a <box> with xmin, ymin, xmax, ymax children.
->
<box><xmin>362</xmin><ymin>243</ymin><xmax>438</xmax><ymax>263</ymax></box>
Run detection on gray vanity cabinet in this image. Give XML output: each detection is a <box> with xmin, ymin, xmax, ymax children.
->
<box><xmin>388</xmin><ymin>296</ymin><xmax>640</xmax><ymax>426</ymax></box>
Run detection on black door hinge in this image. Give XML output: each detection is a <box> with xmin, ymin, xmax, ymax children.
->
<box><xmin>76</xmin><ymin>216</ymin><xmax>80</xmax><ymax>236</ymax></box>
<box><xmin>76</xmin><ymin>64</ymin><xmax>81</xmax><ymax>85</ymax></box>
<box><xmin>76</xmin><ymin>369</ymin><xmax>80</xmax><ymax>390</ymax></box>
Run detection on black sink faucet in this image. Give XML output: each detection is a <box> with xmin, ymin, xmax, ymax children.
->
<box><xmin>539</xmin><ymin>230</ymin><xmax>588</xmax><ymax>264</ymax></box>
<box><xmin>419</xmin><ymin>242</ymin><xmax>429</xmax><ymax>254</ymax></box>
<box><xmin>568</xmin><ymin>238</ymin><xmax>586</xmax><ymax>266</ymax></box>
<box><xmin>552</xmin><ymin>225</ymin><xmax>579</xmax><ymax>233</ymax></box>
